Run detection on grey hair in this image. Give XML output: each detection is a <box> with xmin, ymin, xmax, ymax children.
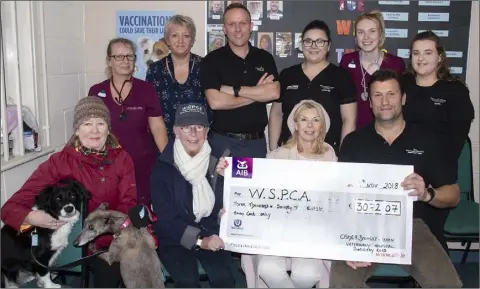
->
<box><xmin>164</xmin><ymin>15</ymin><xmax>197</xmax><ymax>44</ymax></box>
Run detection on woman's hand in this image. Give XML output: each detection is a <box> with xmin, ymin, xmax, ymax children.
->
<box><xmin>216</xmin><ymin>157</ymin><xmax>229</xmax><ymax>177</ymax></box>
<box><xmin>346</xmin><ymin>261</ymin><xmax>371</xmax><ymax>270</ymax></box>
<box><xmin>218</xmin><ymin>208</ymin><xmax>226</xmax><ymax>217</ymax></box>
<box><xmin>24</xmin><ymin>210</ymin><xmax>66</xmax><ymax>230</ymax></box>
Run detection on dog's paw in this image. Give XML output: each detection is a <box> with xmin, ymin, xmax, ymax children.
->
<box><xmin>38</xmin><ymin>280</ymin><xmax>61</xmax><ymax>288</ymax></box>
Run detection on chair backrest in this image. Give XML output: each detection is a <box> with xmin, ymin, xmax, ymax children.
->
<box><xmin>457</xmin><ymin>137</ymin><xmax>474</xmax><ymax>201</ymax></box>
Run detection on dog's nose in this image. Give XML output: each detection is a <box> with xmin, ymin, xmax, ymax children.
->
<box><xmin>65</xmin><ymin>206</ymin><xmax>74</xmax><ymax>213</ymax></box>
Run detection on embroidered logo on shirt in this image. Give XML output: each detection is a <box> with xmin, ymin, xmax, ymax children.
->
<box><xmin>319</xmin><ymin>85</ymin><xmax>334</xmax><ymax>92</ymax></box>
<box><xmin>286</xmin><ymin>85</ymin><xmax>299</xmax><ymax>90</ymax></box>
<box><xmin>255</xmin><ymin>66</ymin><xmax>265</xmax><ymax>72</ymax></box>
<box><xmin>98</xmin><ymin>90</ymin><xmax>106</xmax><ymax>98</ymax></box>
<box><xmin>430</xmin><ymin>97</ymin><xmax>446</xmax><ymax>106</ymax></box>
<box><xmin>406</xmin><ymin>148</ymin><xmax>424</xmax><ymax>155</ymax></box>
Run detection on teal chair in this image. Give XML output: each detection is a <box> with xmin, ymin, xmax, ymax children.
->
<box><xmin>444</xmin><ymin>137</ymin><xmax>479</xmax><ymax>263</ymax></box>
<box><xmin>368</xmin><ymin>264</ymin><xmax>416</xmax><ymax>287</ymax></box>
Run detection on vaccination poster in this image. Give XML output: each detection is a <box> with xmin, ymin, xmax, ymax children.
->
<box><xmin>116</xmin><ymin>10</ymin><xmax>174</xmax><ymax>80</ymax></box>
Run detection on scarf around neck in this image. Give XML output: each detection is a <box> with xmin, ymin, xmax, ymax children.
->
<box><xmin>173</xmin><ymin>139</ymin><xmax>215</xmax><ymax>223</ymax></box>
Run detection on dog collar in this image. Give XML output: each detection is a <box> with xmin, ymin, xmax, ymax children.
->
<box><xmin>114</xmin><ymin>218</ymin><xmax>132</xmax><ymax>238</ymax></box>
<box><xmin>113</xmin><ymin>217</ymin><xmax>158</xmax><ymax>249</ymax></box>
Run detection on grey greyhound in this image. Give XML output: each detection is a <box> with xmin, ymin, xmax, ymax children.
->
<box><xmin>73</xmin><ymin>203</ymin><xmax>165</xmax><ymax>288</ymax></box>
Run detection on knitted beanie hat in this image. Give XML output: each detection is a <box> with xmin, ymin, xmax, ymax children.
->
<box><xmin>73</xmin><ymin>96</ymin><xmax>111</xmax><ymax>131</ymax></box>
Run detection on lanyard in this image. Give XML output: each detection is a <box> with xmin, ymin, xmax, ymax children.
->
<box><xmin>359</xmin><ymin>54</ymin><xmax>381</xmax><ymax>101</ymax></box>
<box><xmin>111</xmin><ymin>78</ymin><xmax>132</xmax><ymax>121</ymax></box>
<box><xmin>111</xmin><ymin>78</ymin><xmax>131</xmax><ymax>104</ymax></box>
<box><xmin>359</xmin><ymin>61</ymin><xmax>369</xmax><ymax>101</ymax></box>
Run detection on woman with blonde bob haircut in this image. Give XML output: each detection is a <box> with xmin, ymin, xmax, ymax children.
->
<box><xmin>147</xmin><ymin>14</ymin><xmax>211</xmax><ymax>139</ymax></box>
<box><xmin>260</xmin><ymin>100</ymin><xmax>336</xmax><ymax>288</ymax></box>
<box><xmin>216</xmin><ymin>100</ymin><xmax>335</xmax><ymax>287</ymax></box>
<box><xmin>271</xmin><ymin>99</ymin><xmax>336</xmax><ymax>160</ymax></box>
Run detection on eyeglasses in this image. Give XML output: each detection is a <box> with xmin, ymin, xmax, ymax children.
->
<box><xmin>180</xmin><ymin>125</ymin><xmax>206</xmax><ymax>133</ymax></box>
<box><xmin>302</xmin><ymin>38</ymin><xmax>330</xmax><ymax>48</ymax></box>
<box><xmin>109</xmin><ymin>54</ymin><xmax>136</xmax><ymax>61</ymax></box>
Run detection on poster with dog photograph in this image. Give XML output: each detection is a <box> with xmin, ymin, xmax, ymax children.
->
<box><xmin>116</xmin><ymin>10</ymin><xmax>174</xmax><ymax>80</ymax></box>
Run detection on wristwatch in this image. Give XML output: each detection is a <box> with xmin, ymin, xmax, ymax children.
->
<box><xmin>233</xmin><ymin>86</ymin><xmax>241</xmax><ymax>97</ymax></box>
<box><xmin>195</xmin><ymin>237</ymin><xmax>203</xmax><ymax>249</ymax></box>
<box><xmin>426</xmin><ymin>187</ymin><xmax>436</xmax><ymax>204</ymax></box>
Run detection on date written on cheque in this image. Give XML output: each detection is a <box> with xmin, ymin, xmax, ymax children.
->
<box><xmin>354</xmin><ymin>199</ymin><xmax>401</xmax><ymax>216</ymax></box>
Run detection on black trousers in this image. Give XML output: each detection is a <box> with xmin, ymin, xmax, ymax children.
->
<box><xmin>158</xmin><ymin>246</ymin><xmax>236</xmax><ymax>288</ymax></box>
<box><xmin>208</xmin><ymin>131</ymin><xmax>267</xmax><ymax>159</ymax></box>
<box><xmin>88</xmin><ymin>256</ymin><xmax>125</xmax><ymax>288</ymax></box>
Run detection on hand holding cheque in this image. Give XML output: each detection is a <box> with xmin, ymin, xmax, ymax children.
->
<box><xmin>218</xmin><ymin>157</ymin><xmax>417</xmax><ymax>265</ymax></box>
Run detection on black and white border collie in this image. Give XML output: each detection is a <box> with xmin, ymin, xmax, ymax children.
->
<box><xmin>1</xmin><ymin>179</ymin><xmax>90</xmax><ymax>288</ymax></box>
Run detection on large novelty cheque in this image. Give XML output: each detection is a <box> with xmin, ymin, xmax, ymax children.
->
<box><xmin>219</xmin><ymin>157</ymin><xmax>415</xmax><ymax>265</ymax></box>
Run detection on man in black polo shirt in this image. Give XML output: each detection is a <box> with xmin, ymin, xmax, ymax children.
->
<box><xmin>200</xmin><ymin>3</ymin><xmax>280</xmax><ymax>158</ymax></box>
<box><xmin>329</xmin><ymin>70</ymin><xmax>462</xmax><ymax>288</ymax></box>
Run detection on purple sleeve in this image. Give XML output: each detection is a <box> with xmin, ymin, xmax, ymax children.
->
<box><xmin>145</xmin><ymin>82</ymin><xmax>163</xmax><ymax>117</ymax></box>
<box><xmin>88</xmin><ymin>84</ymin><xmax>99</xmax><ymax>97</ymax></box>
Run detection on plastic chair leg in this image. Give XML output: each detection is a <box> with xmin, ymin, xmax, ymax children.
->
<box><xmin>461</xmin><ymin>241</ymin><xmax>472</xmax><ymax>264</ymax></box>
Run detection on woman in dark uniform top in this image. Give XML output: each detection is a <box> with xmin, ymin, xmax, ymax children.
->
<box><xmin>402</xmin><ymin>30</ymin><xmax>475</xmax><ymax>252</ymax></box>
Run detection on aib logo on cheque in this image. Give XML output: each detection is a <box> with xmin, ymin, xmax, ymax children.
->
<box><xmin>232</xmin><ymin>157</ymin><xmax>253</xmax><ymax>179</ymax></box>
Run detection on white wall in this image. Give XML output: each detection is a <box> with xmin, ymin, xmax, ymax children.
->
<box><xmin>1</xmin><ymin>1</ymin><xmax>86</xmax><ymax>202</ymax></box>
<box><xmin>44</xmin><ymin>1</ymin><xmax>87</xmax><ymax>149</ymax></box>
<box><xmin>2</xmin><ymin>0</ymin><xmax>479</xmax><ymax>213</ymax></box>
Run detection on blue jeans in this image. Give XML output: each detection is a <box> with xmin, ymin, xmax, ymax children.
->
<box><xmin>158</xmin><ymin>246</ymin><xmax>235</xmax><ymax>288</ymax></box>
<box><xmin>208</xmin><ymin>132</ymin><xmax>267</xmax><ymax>159</ymax></box>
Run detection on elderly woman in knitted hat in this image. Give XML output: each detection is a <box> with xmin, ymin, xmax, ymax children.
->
<box><xmin>1</xmin><ymin>96</ymin><xmax>137</xmax><ymax>287</ymax></box>
<box><xmin>217</xmin><ymin>99</ymin><xmax>336</xmax><ymax>288</ymax></box>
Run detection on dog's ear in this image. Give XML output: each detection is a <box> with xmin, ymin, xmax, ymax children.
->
<box><xmin>35</xmin><ymin>186</ymin><xmax>55</xmax><ymax>210</ymax></box>
<box><xmin>98</xmin><ymin>202</ymin><xmax>109</xmax><ymax>210</ymax></box>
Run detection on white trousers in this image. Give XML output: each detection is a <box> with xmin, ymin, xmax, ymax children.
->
<box><xmin>257</xmin><ymin>255</ymin><xmax>331</xmax><ymax>288</ymax></box>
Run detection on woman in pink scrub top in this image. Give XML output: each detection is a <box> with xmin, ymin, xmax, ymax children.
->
<box><xmin>88</xmin><ymin>38</ymin><xmax>168</xmax><ymax>206</ymax></box>
<box><xmin>340</xmin><ymin>10</ymin><xmax>406</xmax><ymax>129</ymax></box>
